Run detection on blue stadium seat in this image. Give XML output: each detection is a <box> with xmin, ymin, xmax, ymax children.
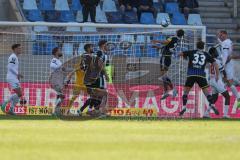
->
<box><xmin>136</xmin><ymin>35</ymin><xmax>151</xmax><ymax>43</ymax></box>
<box><xmin>96</xmin><ymin>6</ymin><xmax>108</xmax><ymax>23</ymax></box>
<box><xmin>147</xmin><ymin>45</ymin><xmax>159</xmax><ymax>57</ymax></box>
<box><xmin>102</xmin><ymin>0</ymin><xmax>117</xmax><ymax>12</ymax></box>
<box><xmin>62</xmin><ymin>43</ymin><xmax>74</xmax><ymax>55</ymax></box>
<box><xmin>171</xmin><ymin>13</ymin><xmax>187</xmax><ymax>25</ymax></box>
<box><xmin>70</xmin><ymin>0</ymin><xmax>82</xmax><ymax>11</ymax></box>
<box><xmin>156</xmin><ymin>13</ymin><xmax>170</xmax><ymax>25</ymax></box>
<box><xmin>187</xmin><ymin>14</ymin><xmax>202</xmax><ymax>25</ymax></box>
<box><xmin>106</xmin><ymin>12</ymin><xmax>123</xmax><ymax>23</ymax></box>
<box><xmin>55</xmin><ymin>0</ymin><xmax>70</xmax><ymax>11</ymax></box>
<box><xmin>165</xmin><ymin>2</ymin><xmax>179</xmax><ymax>14</ymax></box>
<box><xmin>39</xmin><ymin>0</ymin><xmax>54</xmax><ymax>11</ymax></box>
<box><xmin>140</xmin><ymin>12</ymin><xmax>155</xmax><ymax>24</ymax></box>
<box><xmin>59</xmin><ymin>11</ymin><xmax>75</xmax><ymax>22</ymax></box>
<box><xmin>33</xmin><ymin>35</ymin><xmax>57</xmax><ymax>55</ymax></box>
<box><xmin>133</xmin><ymin>44</ymin><xmax>144</xmax><ymax>57</ymax></box>
<box><xmin>123</xmin><ymin>11</ymin><xmax>138</xmax><ymax>24</ymax></box>
<box><xmin>27</xmin><ymin>10</ymin><xmax>43</xmax><ymax>22</ymax></box>
<box><xmin>23</xmin><ymin>0</ymin><xmax>38</xmax><ymax>10</ymax></box>
<box><xmin>44</xmin><ymin>11</ymin><xmax>58</xmax><ymax>22</ymax></box>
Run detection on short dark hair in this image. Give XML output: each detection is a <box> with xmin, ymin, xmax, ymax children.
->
<box><xmin>84</xmin><ymin>43</ymin><xmax>93</xmax><ymax>52</ymax></box>
<box><xmin>197</xmin><ymin>41</ymin><xmax>205</xmax><ymax>50</ymax></box>
<box><xmin>220</xmin><ymin>30</ymin><xmax>228</xmax><ymax>35</ymax></box>
<box><xmin>176</xmin><ymin>29</ymin><xmax>184</xmax><ymax>38</ymax></box>
<box><xmin>98</xmin><ymin>40</ymin><xmax>107</xmax><ymax>47</ymax></box>
<box><xmin>52</xmin><ymin>47</ymin><xmax>59</xmax><ymax>55</ymax></box>
<box><xmin>12</xmin><ymin>44</ymin><xmax>21</xmax><ymax>50</ymax></box>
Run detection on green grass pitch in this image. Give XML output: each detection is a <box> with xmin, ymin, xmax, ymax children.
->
<box><xmin>0</xmin><ymin>116</ymin><xmax>240</xmax><ymax>160</ymax></box>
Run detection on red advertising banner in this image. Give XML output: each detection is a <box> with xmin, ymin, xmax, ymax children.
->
<box><xmin>0</xmin><ymin>82</ymin><xmax>240</xmax><ymax>118</ymax></box>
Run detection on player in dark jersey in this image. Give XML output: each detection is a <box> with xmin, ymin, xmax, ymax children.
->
<box><xmin>152</xmin><ymin>29</ymin><xmax>185</xmax><ymax>100</ymax></box>
<box><xmin>178</xmin><ymin>41</ymin><xmax>220</xmax><ymax>116</ymax></box>
<box><xmin>94</xmin><ymin>40</ymin><xmax>110</xmax><ymax>116</ymax></box>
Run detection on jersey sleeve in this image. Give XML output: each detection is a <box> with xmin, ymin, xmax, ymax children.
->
<box><xmin>221</xmin><ymin>40</ymin><xmax>233</xmax><ymax>65</ymax></box>
<box><xmin>50</xmin><ymin>60</ymin><xmax>61</xmax><ymax>71</ymax></box>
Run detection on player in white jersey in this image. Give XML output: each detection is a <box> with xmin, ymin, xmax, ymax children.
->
<box><xmin>217</xmin><ymin>30</ymin><xmax>240</xmax><ymax>108</ymax></box>
<box><xmin>204</xmin><ymin>47</ymin><xmax>231</xmax><ymax>118</ymax></box>
<box><xmin>1</xmin><ymin>44</ymin><xmax>24</xmax><ymax>115</ymax></box>
<box><xmin>50</xmin><ymin>47</ymin><xmax>64</xmax><ymax>116</ymax></box>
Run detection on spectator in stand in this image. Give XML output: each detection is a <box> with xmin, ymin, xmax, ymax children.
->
<box><xmin>118</xmin><ymin>0</ymin><xmax>139</xmax><ymax>13</ymax></box>
<box><xmin>178</xmin><ymin>0</ymin><xmax>199</xmax><ymax>17</ymax></box>
<box><xmin>80</xmin><ymin>0</ymin><xmax>100</xmax><ymax>22</ymax></box>
<box><xmin>137</xmin><ymin>0</ymin><xmax>156</xmax><ymax>21</ymax></box>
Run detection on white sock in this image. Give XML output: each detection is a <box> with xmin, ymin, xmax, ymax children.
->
<box><xmin>10</xmin><ymin>94</ymin><xmax>19</xmax><ymax>111</ymax></box>
<box><xmin>223</xmin><ymin>105</ymin><xmax>229</xmax><ymax>116</ymax></box>
<box><xmin>55</xmin><ymin>98</ymin><xmax>62</xmax><ymax>107</ymax></box>
<box><xmin>230</xmin><ymin>85</ymin><xmax>240</xmax><ymax>99</ymax></box>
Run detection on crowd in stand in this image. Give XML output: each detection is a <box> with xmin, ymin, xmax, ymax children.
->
<box><xmin>81</xmin><ymin>0</ymin><xmax>199</xmax><ymax>23</ymax></box>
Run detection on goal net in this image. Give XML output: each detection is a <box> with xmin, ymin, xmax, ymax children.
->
<box><xmin>0</xmin><ymin>22</ymin><xmax>206</xmax><ymax>118</ymax></box>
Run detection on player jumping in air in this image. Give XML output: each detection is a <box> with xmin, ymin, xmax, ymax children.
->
<box><xmin>203</xmin><ymin>47</ymin><xmax>230</xmax><ymax>118</ymax></box>
<box><xmin>217</xmin><ymin>30</ymin><xmax>240</xmax><ymax>108</ymax></box>
<box><xmin>152</xmin><ymin>29</ymin><xmax>185</xmax><ymax>100</ymax></box>
<box><xmin>50</xmin><ymin>47</ymin><xmax>65</xmax><ymax>116</ymax></box>
<box><xmin>1</xmin><ymin>44</ymin><xmax>24</xmax><ymax>115</ymax></box>
<box><xmin>178</xmin><ymin>41</ymin><xmax>220</xmax><ymax>116</ymax></box>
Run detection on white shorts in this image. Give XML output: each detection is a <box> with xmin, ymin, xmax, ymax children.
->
<box><xmin>210</xmin><ymin>78</ymin><xmax>226</xmax><ymax>94</ymax></box>
<box><xmin>7</xmin><ymin>79</ymin><xmax>20</xmax><ymax>90</ymax></box>
<box><xmin>225</xmin><ymin>62</ymin><xmax>234</xmax><ymax>80</ymax></box>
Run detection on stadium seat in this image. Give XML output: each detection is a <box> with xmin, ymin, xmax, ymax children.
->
<box><xmin>102</xmin><ymin>0</ymin><xmax>117</xmax><ymax>12</ymax></box>
<box><xmin>136</xmin><ymin>35</ymin><xmax>151</xmax><ymax>43</ymax></box>
<box><xmin>156</xmin><ymin>13</ymin><xmax>171</xmax><ymax>25</ymax></box>
<box><xmin>70</xmin><ymin>0</ymin><xmax>82</xmax><ymax>11</ymax></box>
<box><xmin>187</xmin><ymin>14</ymin><xmax>203</xmax><ymax>25</ymax></box>
<box><xmin>165</xmin><ymin>2</ymin><xmax>179</xmax><ymax>14</ymax></box>
<box><xmin>171</xmin><ymin>13</ymin><xmax>187</xmax><ymax>25</ymax></box>
<box><xmin>140</xmin><ymin>13</ymin><xmax>155</xmax><ymax>24</ymax></box>
<box><xmin>44</xmin><ymin>11</ymin><xmax>58</xmax><ymax>22</ymax></box>
<box><xmin>76</xmin><ymin>11</ymin><xmax>91</xmax><ymax>22</ymax></box>
<box><xmin>147</xmin><ymin>45</ymin><xmax>159</xmax><ymax>57</ymax></box>
<box><xmin>121</xmin><ymin>35</ymin><xmax>135</xmax><ymax>43</ymax></box>
<box><xmin>39</xmin><ymin>0</ymin><xmax>54</xmax><ymax>11</ymax></box>
<box><xmin>55</xmin><ymin>0</ymin><xmax>70</xmax><ymax>11</ymax></box>
<box><xmin>77</xmin><ymin>43</ymin><xmax>85</xmax><ymax>54</ymax></box>
<box><xmin>27</xmin><ymin>10</ymin><xmax>43</xmax><ymax>22</ymax></box>
<box><xmin>133</xmin><ymin>44</ymin><xmax>144</xmax><ymax>57</ymax></box>
<box><xmin>33</xmin><ymin>25</ymin><xmax>48</xmax><ymax>32</ymax></box>
<box><xmin>59</xmin><ymin>11</ymin><xmax>75</xmax><ymax>22</ymax></box>
<box><xmin>23</xmin><ymin>0</ymin><xmax>38</xmax><ymax>10</ymax></box>
<box><xmin>106</xmin><ymin>12</ymin><xmax>123</xmax><ymax>23</ymax></box>
<box><xmin>62</xmin><ymin>43</ymin><xmax>74</xmax><ymax>55</ymax></box>
<box><xmin>96</xmin><ymin>6</ymin><xmax>108</xmax><ymax>23</ymax></box>
<box><xmin>82</xmin><ymin>26</ymin><xmax>97</xmax><ymax>32</ymax></box>
<box><xmin>123</xmin><ymin>11</ymin><xmax>138</xmax><ymax>24</ymax></box>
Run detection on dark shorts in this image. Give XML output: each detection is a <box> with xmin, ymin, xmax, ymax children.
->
<box><xmin>86</xmin><ymin>75</ymin><xmax>105</xmax><ymax>89</ymax></box>
<box><xmin>185</xmin><ymin>76</ymin><xmax>209</xmax><ymax>89</ymax></box>
<box><xmin>160</xmin><ymin>55</ymin><xmax>171</xmax><ymax>70</ymax></box>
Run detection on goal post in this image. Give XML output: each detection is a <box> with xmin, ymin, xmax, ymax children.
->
<box><xmin>0</xmin><ymin>22</ymin><xmax>207</xmax><ymax>118</ymax></box>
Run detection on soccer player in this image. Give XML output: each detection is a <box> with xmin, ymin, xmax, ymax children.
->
<box><xmin>50</xmin><ymin>47</ymin><xmax>64</xmax><ymax>116</ymax></box>
<box><xmin>203</xmin><ymin>47</ymin><xmax>230</xmax><ymax>118</ymax></box>
<box><xmin>217</xmin><ymin>30</ymin><xmax>240</xmax><ymax>108</ymax></box>
<box><xmin>152</xmin><ymin>29</ymin><xmax>185</xmax><ymax>100</ymax></box>
<box><xmin>178</xmin><ymin>41</ymin><xmax>220</xmax><ymax>116</ymax></box>
<box><xmin>1</xmin><ymin>44</ymin><xmax>23</xmax><ymax>115</ymax></box>
<box><xmin>95</xmin><ymin>40</ymin><xmax>110</xmax><ymax>114</ymax></box>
